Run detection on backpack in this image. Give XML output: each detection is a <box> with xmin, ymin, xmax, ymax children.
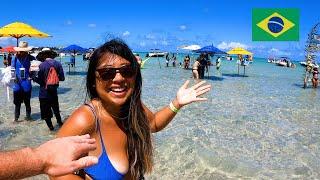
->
<box><xmin>46</xmin><ymin>61</ymin><xmax>59</xmax><ymax>89</ymax></box>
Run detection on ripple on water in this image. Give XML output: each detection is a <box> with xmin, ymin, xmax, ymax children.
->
<box><xmin>0</xmin><ymin>56</ymin><xmax>320</xmax><ymax>179</ymax></box>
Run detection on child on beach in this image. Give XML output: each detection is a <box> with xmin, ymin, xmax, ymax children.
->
<box><xmin>53</xmin><ymin>39</ymin><xmax>211</xmax><ymax>179</ymax></box>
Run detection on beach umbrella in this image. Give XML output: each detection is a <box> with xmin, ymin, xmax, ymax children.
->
<box><xmin>194</xmin><ymin>45</ymin><xmax>226</xmax><ymax>54</ymax></box>
<box><xmin>60</xmin><ymin>44</ymin><xmax>88</xmax><ymax>67</ymax></box>
<box><xmin>0</xmin><ymin>22</ymin><xmax>50</xmax><ymax>46</ymax></box>
<box><xmin>227</xmin><ymin>47</ymin><xmax>253</xmax><ymax>55</ymax></box>
<box><xmin>178</xmin><ymin>44</ymin><xmax>201</xmax><ymax>67</ymax></box>
<box><xmin>194</xmin><ymin>45</ymin><xmax>226</xmax><ymax>77</ymax></box>
<box><xmin>60</xmin><ymin>44</ymin><xmax>88</xmax><ymax>53</ymax></box>
<box><xmin>227</xmin><ymin>47</ymin><xmax>253</xmax><ymax>75</ymax></box>
<box><xmin>0</xmin><ymin>46</ymin><xmax>15</xmax><ymax>53</ymax></box>
<box><xmin>180</xmin><ymin>44</ymin><xmax>201</xmax><ymax>51</ymax></box>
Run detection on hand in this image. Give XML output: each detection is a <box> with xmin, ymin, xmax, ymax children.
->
<box><xmin>34</xmin><ymin>134</ymin><xmax>98</xmax><ymax>176</ymax></box>
<box><xmin>176</xmin><ymin>80</ymin><xmax>211</xmax><ymax>108</ymax></box>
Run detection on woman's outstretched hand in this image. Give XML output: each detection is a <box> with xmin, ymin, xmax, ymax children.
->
<box><xmin>176</xmin><ymin>80</ymin><xmax>211</xmax><ymax>108</ymax></box>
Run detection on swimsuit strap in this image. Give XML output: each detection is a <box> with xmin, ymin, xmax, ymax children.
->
<box><xmin>84</xmin><ymin>102</ymin><xmax>99</xmax><ymax>131</ymax></box>
<box><xmin>84</xmin><ymin>102</ymin><xmax>106</xmax><ymax>152</ymax></box>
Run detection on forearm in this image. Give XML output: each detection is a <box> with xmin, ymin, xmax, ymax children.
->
<box><xmin>151</xmin><ymin>98</ymin><xmax>182</xmax><ymax>133</ymax></box>
<box><xmin>49</xmin><ymin>174</ymin><xmax>84</xmax><ymax>180</ymax></box>
<box><xmin>0</xmin><ymin>147</ymin><xmax>44</xmax><ymax>180</ymax></box>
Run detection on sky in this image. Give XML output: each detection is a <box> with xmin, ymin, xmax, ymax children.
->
<box><xmin>1</xmin><ymin>0</ymin><xmax>319</xmax><ymax>59</ymax></box>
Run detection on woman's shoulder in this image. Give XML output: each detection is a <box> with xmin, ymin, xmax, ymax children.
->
<box><xmin>57</xmin><ymin>103</ymin><xmax>96</xmax><ymax>137</ymax></box>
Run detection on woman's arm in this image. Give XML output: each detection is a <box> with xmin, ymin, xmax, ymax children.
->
<box><xmin>146</xmin><ymin>80</ymin><xmax>211</xmax><ymax>133</ymax></box>
<box><xmin>50</xmin><ymin>105</ymin><xmax>96</xmax><ymax>180</ymax></box>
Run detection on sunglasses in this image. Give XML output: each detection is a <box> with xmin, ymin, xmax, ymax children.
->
<box><xmin>96</xmin><ymin>66</ymin><xmax>135</xmax><ymax>80</ymax></box>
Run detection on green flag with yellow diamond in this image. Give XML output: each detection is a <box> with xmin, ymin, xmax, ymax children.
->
<box><xmin>252</xmin><ymin>8</ymin><xmax>299</xmax><ymax>41</ymax></box>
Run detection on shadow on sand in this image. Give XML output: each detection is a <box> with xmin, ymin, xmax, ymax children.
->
<box><xmin>203</xmin><ymin>75</ymin><xmax>224</xmax><ymax>81</ymax></box>
<box><xmin>31</xmin><ymin>86</ymin><xmax>73</xmax><ymax>98</ymax></box>
<box><xmin>30</xmin><ymin>112</ymin><xmax>41</xmax><ymax>121</ymax></box>
<box><xmin>292</xmin><ymin>83</ymin><xmax>317</xmax><ymax>89</ymax></box>
<box><xmin>66</xmin><ymin>71</ymin><xmax>87</xmax><ymax>76</ymax></box>
<box><xmin>222</xmin><ymin>73</ymin><xmax>249</xmax><ymax>78</ymax></box>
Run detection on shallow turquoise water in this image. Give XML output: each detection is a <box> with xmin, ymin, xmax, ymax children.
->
<box><xmin>0</xmin><ymin>54</ymin><xmax>319</xmax><ymax>179</ymax></box>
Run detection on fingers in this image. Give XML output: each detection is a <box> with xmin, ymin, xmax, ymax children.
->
<box><xmin>195</xmin><ymin>97</ymin><xmax>208</xmax><ymax>101</ymax></box>
<box><xmin>70</xmin><ymin>156</ymin><xmax>98</xmax><ymax>172</ymax></box>
<box><xmin>71</xmin><ymin>134</ymin><xmax>96</xmax><ymax>144</ymax></box>
<box><xmin>181</xmin><ymin>80</ymin><xmax>190</xmax><ymax>89</ymax></box>
<box><xmin>196</xmin><ymin>84</ymin><xmax>211</xmax><ymax>92</ymax></box>
<box><xmin>76</xmin><ymin>142</ymin><xmax>97</xmax><ymax>154</ymax></box>
<box><xmin>191</xmin><ymin>80</ymin><xmax>206</xmax><ymax>90</ymax></box>
<box><xmin>196</xmin><ymin>87</ymin><xmax>211</xmax><ymax>97</ymax></box>
<box><xmin>75</xmin><ymin>137</ymin><xmax>96</xmax><ymax>144</ymax></box>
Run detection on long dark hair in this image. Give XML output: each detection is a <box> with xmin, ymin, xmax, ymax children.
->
<box><xmin>86</xmin><ymin>39</ymin><xmax>153</xmax><ymax>179</ymax></box>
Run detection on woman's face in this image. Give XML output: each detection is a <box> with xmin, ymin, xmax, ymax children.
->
<box><xmin>95</xmin><ymin>53</ymin><xmax>135</xmax><ymax>107</ymax></box>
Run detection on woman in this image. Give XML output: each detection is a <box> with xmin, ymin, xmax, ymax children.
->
<box><xmin>312</xmin><ymin>67</ymin><xmax>318</xmax><ymax>88</ymax></box>
<box><xmin>192</xmin><ymin>58</ymin><xmax>200</xmax><ymax>80</ymax></box>
<box><xmin>52</xmin><ymin>39</ymin><xmax>211</xmax><ymax>180</ymax></box>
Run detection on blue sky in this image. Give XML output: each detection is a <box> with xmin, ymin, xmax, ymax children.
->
<box><xmin>1</xmin><ymin>0</ymin><xmax>319</xmax><ymax>59</ymax></box>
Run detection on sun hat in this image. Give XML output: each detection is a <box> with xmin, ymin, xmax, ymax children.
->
<box><xmin>41</xmin><ymin>47</ymin><xmax>51</xmax><ymax>52</ymax></box>
<box><xmin>36</xmin><ymin>47</ymin><xmax>58</xmax><ymax>61</ymax></box>
<box><xmin>13</xmin><ymin>41</ymin><xmax>33</xmax><ymax>52</ymax></box>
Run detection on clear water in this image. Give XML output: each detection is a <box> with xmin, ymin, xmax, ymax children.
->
<box><xmin>0</xmin><ymin>53</ymin><xmax>319</xmax><ymax>179</ymax></box>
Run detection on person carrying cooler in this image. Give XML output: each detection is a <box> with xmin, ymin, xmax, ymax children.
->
<box><xmin>12</xmin><ymin>41</ymin><xmax>35</xmax><ymax>122</ymax></box>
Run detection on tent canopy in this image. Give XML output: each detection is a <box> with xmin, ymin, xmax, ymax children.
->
<box><xmin>227</xmin><ymin>47</ymin><xmax>253</xmax><ymax>55</ymax></box>
<box><xmin>60</xmin><ymin>44</ymin><xmax>88</xmax><ymax>53</ymax></box>
<box><xmin>194</xmin><ymin>45</ymin><xmax>226</xmax><ymax>54</ymax></box>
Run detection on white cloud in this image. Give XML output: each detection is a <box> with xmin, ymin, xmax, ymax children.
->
<box><xmin>217</xmin><ymin>41</ymin><xmax>249</xmax><ymax>50</ymax></box>
<box><xmin>145</xmin><ymin>34</ymin><xmax>155</xmax><ymax>40</ymax></box>
<box><xmin>139</xmin><ymin>41</ymin><xmax>146</xmax><ymax>47</ymax></box>
<box><xmin>88</xmin><ymin>23</ymin><xmax>96</xmax><ymax>28</ymax></box>
<box><xmin>268</xmin><ymin>48</ymin><xmax>291</xmax><ymax>56</ymax></box>
<box><xmin>203</xmin><ymin>8</ymin><xmax>209</xmax><ymax>13</ymax></box>
<box><xmin>0</xmin><ymin>37</ymin><xmax>15</xmax><ymax>46</ymax></box>
<box><xmin>161</xmin><ymin>40</ymin><xmax>168</xmax><ymax>46</ymax></box>
<box><xmin>66</xmin><ymin>20</ymin><xmax>72</xmax><ymax>25</ymax></box>
<box><xmin>122</xmin><ymin>31</ymin><xmax>130</xmax><ymax>37</ymax></box>
<box><xmin>179</xmin><ymin>25</ymin><xmax>187</xmax><ymax>31</ymax></box>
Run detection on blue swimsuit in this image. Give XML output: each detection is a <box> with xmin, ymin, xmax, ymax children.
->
<box><xmin>83</xmin><ymin>103</ymin><xmax>125</xmax><ymax>180</ymax></box>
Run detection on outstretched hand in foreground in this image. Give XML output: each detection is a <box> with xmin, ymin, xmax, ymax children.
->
<box><xmin>176</xmin><ymin>80</ymin><xmax>211</xmax><ymax>108</ymax></box>
<box><xmin>36</xmin><ymin>134</ymin><xmax>98</xmax><ymax>176</ymax></box>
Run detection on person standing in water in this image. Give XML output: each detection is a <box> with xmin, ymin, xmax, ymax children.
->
<box><xmin>12</xmin><ymin>41</ymin><xmax>35</xmax><ymax>122</ymax></box>
<box><xmin>33</xmin><ymin>48</ymin><xmax>65</xmax><ymax>131</ymax></box>
<box><xmin>192</xmin><ymin>58</ymin><xmax>201</xmax><ymax>80</ymax></box>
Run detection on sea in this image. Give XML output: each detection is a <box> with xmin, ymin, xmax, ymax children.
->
<box><xmin>0</xmin><ymin>53</ymin><xmax>319</xmax><ymax>179</ymax></box>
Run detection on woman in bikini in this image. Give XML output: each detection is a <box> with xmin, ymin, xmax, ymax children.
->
<box><xmin>192</xmin><ymin>58</ymin><xmax>201</xmax><ymax>80</ymax></box>
<box><xmin>51</xmin><ymin>39</ymin><xmax>211</xmax><ymax>180</ymax></box>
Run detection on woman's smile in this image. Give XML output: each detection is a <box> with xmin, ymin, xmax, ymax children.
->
<box><xmin>108</xmin><ymin>85</ymin><xmax>129</xmax><ymax>98</ymax></box>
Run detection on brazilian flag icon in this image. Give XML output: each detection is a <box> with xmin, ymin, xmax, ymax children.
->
<box><xmin>252</xmin><ymin>8</ymin><xmax>299</xmax><ymax>41</ymax></box>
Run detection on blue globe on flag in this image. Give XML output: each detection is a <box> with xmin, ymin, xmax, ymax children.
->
<box><xmin>268</xmin><ymin>16</ymin><xmax>284</xmax><ymax>33</ymax></box>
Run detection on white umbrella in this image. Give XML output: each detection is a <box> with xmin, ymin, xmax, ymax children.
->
<box><xmin>178</xmin><ymin>45</ymin><xmax>201</xmax><ymax>68</ymax></box>
<box><xmin>180</xmin><ymin>44</ymin><xmax>201</xmax><ymax>51</ymax></box>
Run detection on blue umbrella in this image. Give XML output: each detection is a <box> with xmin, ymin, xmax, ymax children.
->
<box><xmin>194</xmin><ymin>45</ymin><xmax>226</xmax><ymax>54</ymax></box>
<box><xmin>60</xmin><ymin>44</ymin><xmax>88</xmax><ymax>53</ymax></box>
<box><xmin>60</xmin><ymin>44</ymin><xmax>88</xmax><ymax>67</ymax></box>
